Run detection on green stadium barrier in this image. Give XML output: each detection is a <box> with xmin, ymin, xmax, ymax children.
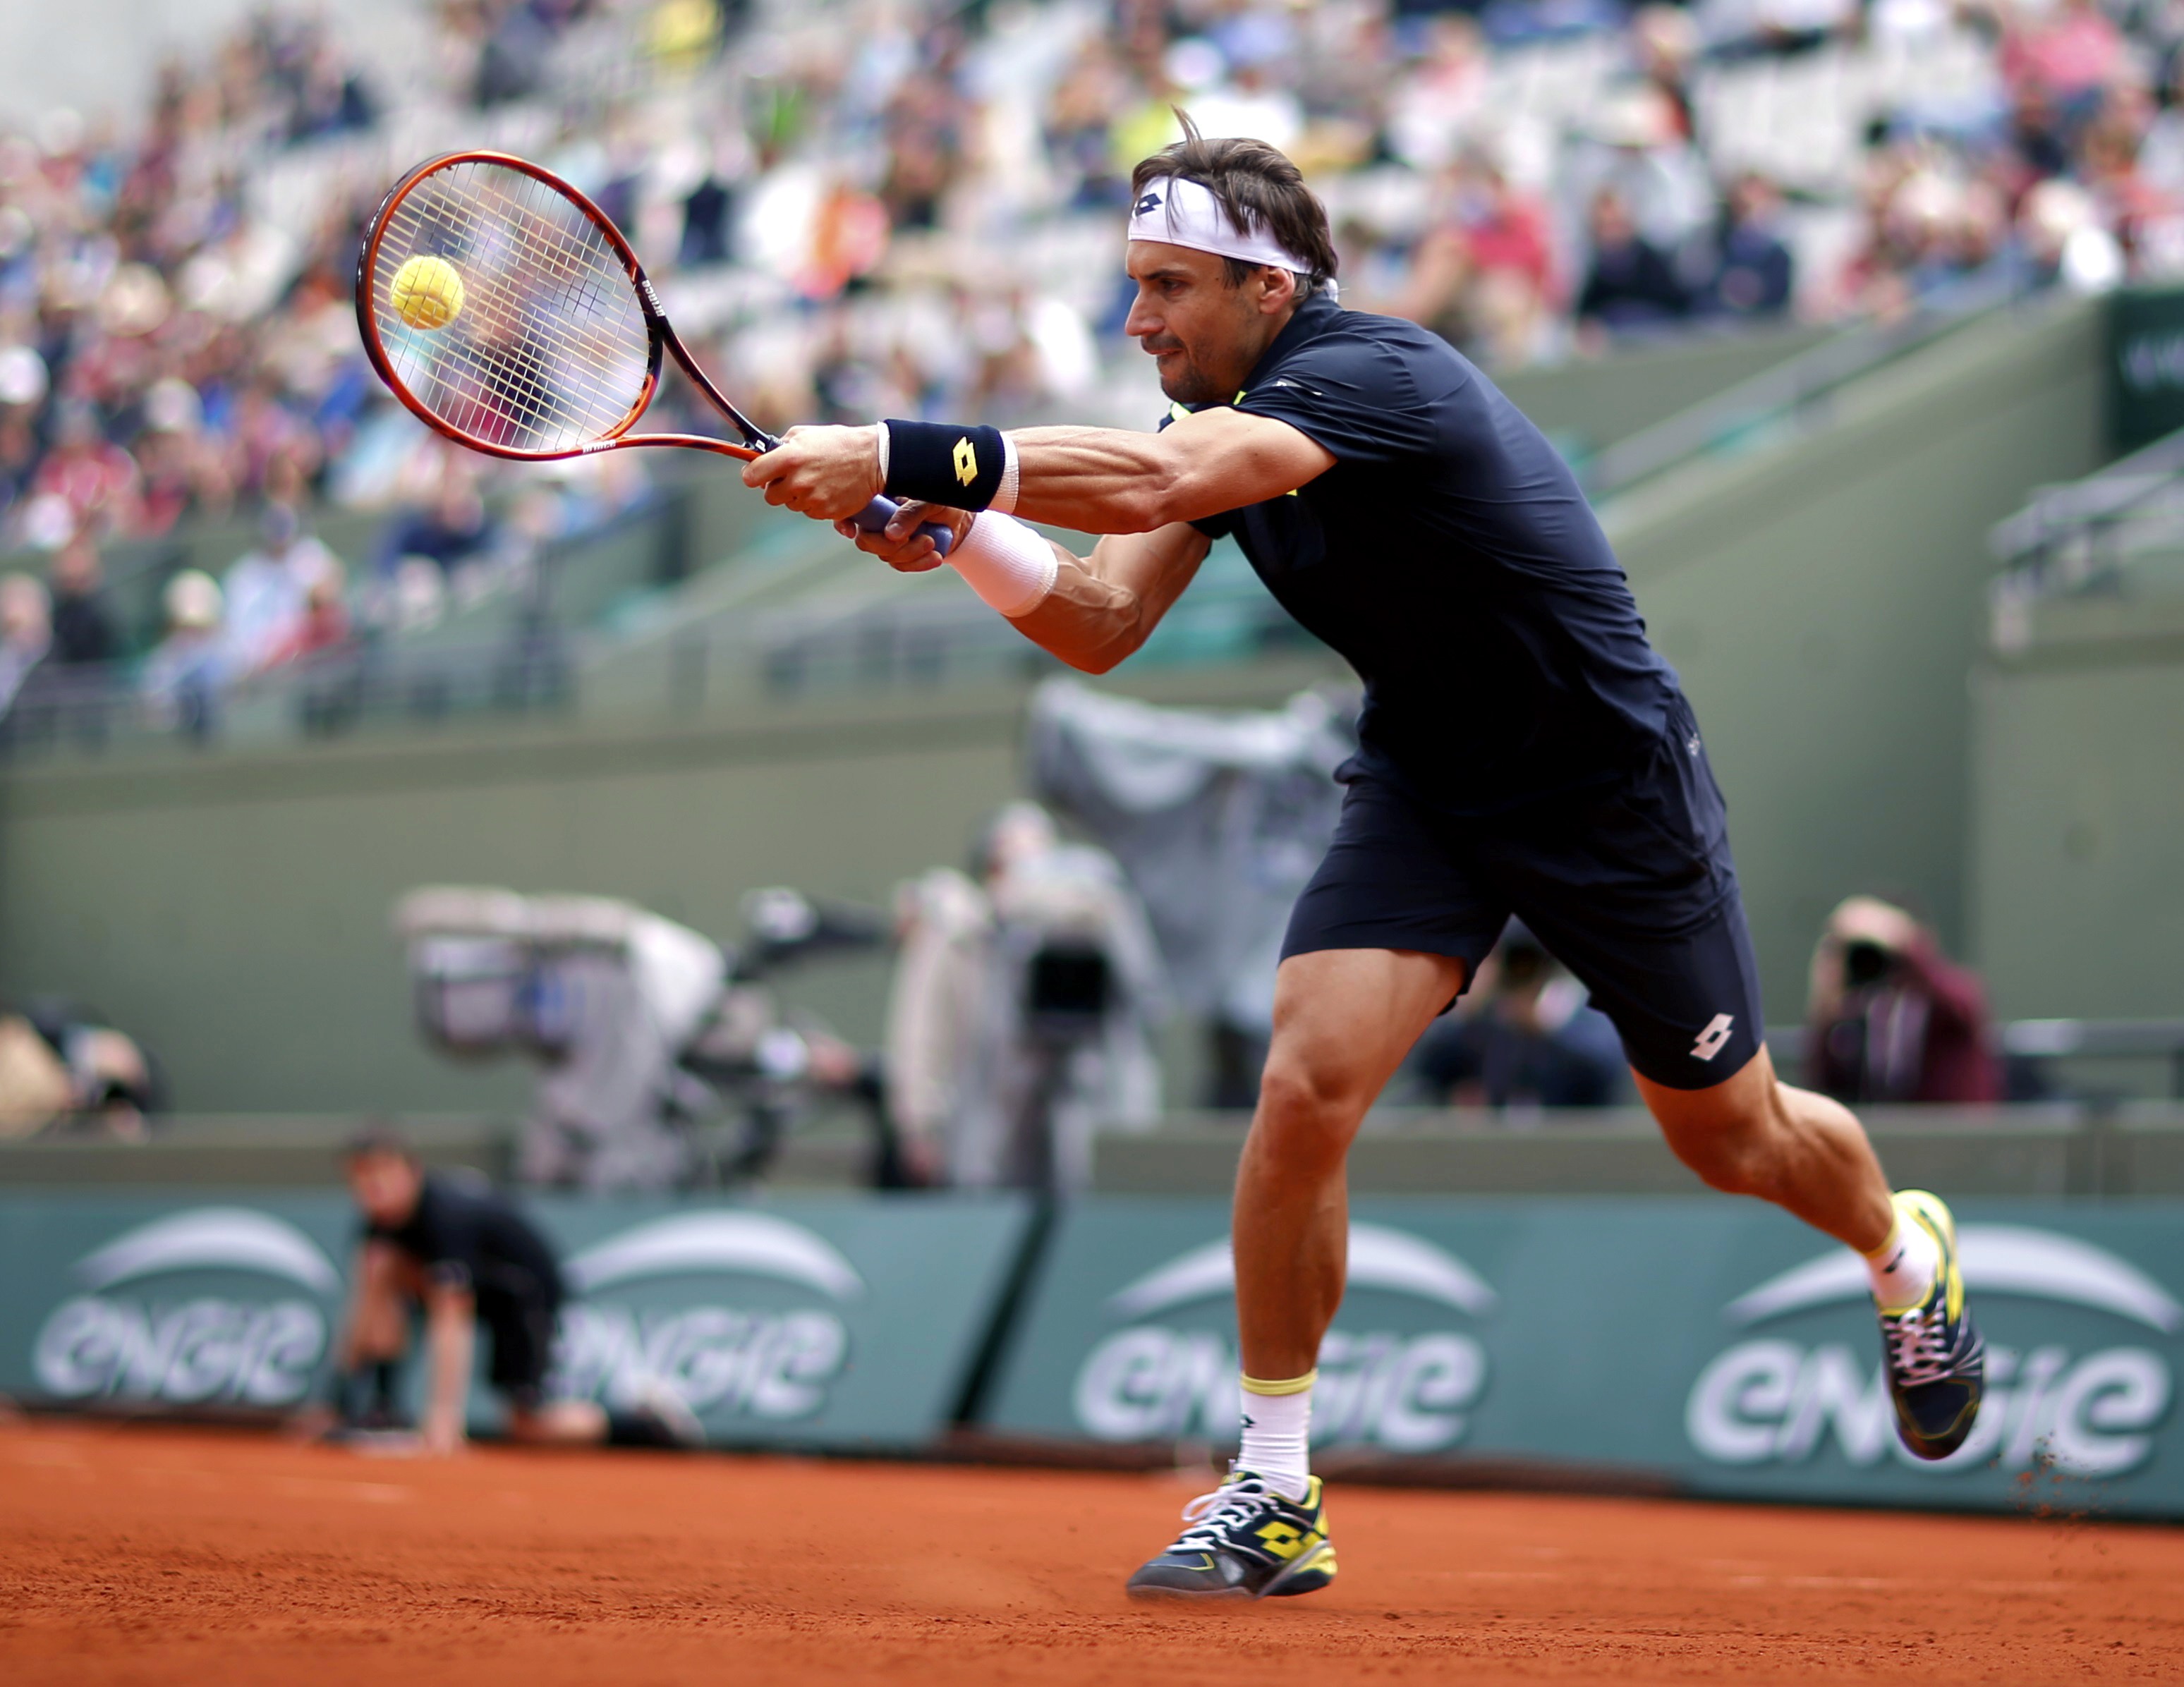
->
<box><xmin>983</xmin><ymin>1196</ymin><xmax>2184</xmax><ymax>1518</ymax></box>
<box><xmin>0</xmin><ymin>1189</ymin><xmax>1031</xmax><ymax>1451</ymax></box>
<box><xmin>2107</xmin><ymin>286</ymin><xmax>2184</xmax><ymax>451</ymax></box>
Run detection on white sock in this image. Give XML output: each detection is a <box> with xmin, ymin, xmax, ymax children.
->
<box><xmin>1865</xmin><ymin>1213</ymin><xmax>1939</xmax><ymax>1313</ymax></box>
<box><xmin>1237</xmin><ymin>1372</ymin><xmax>1314</xmax><ymax>1502</ymax></box>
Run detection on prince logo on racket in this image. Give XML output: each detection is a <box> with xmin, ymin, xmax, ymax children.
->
<box><xmin>744</xmin><ymin>114</ymin><xmax>1988</xmax><ymax>1604</ymax></box>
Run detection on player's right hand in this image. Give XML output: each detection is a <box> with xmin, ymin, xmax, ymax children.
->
<box><xmin>836</xmin><ymin>500</ymin><xmax>973</xmax><ymax>573</ymax></box>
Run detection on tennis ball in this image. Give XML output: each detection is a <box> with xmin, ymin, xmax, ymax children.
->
<box><xmin>389</xmin><ymin>254</ymin><xmax>465</xmax><ymax>331</ymax></box>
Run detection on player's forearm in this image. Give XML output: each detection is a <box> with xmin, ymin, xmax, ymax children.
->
<box><xmin>1005</xmin><ymin>427</ymin><xmax>1220</xmax><ymax>533</ymax></box>
<box><xmin>1007</xmin><ymin>544</ymin><xmax>1160</xmax><ymax>674</ymax></box>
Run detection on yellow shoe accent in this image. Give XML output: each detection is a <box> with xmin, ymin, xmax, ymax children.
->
<box><xmin>1891</xmin><ymin>1188</ymin><xmax>1962</xmax><ymax>1318</ymax></box>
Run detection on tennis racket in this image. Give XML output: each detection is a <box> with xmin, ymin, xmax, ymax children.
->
<box><xmin>354</xmin><ymin>150</ymin><xmax>950</xmax><ymax>554</ymax></box>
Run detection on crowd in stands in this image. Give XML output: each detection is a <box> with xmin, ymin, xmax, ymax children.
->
<box><xmin>1</xmin><ymin>0</ymin><xmax>2182</xmax><ymax>731</ymax></box>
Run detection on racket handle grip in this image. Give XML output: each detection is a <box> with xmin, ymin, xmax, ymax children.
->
<box><xmin>851</xmin><ymin>496</ymin><xmax>954</xmax><ymax>559</ymax></box>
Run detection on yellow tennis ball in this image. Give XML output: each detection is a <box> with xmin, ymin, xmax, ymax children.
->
<box><xmin>389</xmin><ymin>255</ymin><xmax>464</xmax><ymax>331</ymax></box>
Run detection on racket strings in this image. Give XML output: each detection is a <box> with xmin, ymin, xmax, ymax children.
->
<box><xmin>382</xmin><ymin>182</ymin><xmax>633</xmax><ymax>443</ymax></box>
<box><xmin>383</xmin><ymin>185</ymin><xmax>631</xmax><ymax>445</ymax></box>
<box><xmin>369</xmin><ymin>161</ymin><xmax>652</xmax><ymax>453</ymax></box>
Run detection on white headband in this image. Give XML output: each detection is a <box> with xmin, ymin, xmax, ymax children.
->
<box><xmin>1127</xmin><ymin>176</ymin><xmax>1312</xmax><ymax>274</ymax></box>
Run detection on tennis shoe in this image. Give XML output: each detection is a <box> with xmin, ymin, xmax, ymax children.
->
<box><xmin>1878</xmin><ymin>1189</ymin><xmax>1984</xmax><ymax>1460</ymax></box>
<box><xmin>1125</xmin><ymin>1469</ymin><xmax>1335</xmax><ymax>1601</ymax></box>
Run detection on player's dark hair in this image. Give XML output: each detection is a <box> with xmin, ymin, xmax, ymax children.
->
<box><xmin>342</xmin><ymin>1120</ymin><xmax>418</xmax><ymax>1164</ymax></box>
<box><xmin>1132</xmin><ymin>113</ymin><xmax>1339</xmax><ymax>295</ymax></box>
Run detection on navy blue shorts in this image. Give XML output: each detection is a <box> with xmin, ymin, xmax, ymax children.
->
<box><xmin>1281</xmin><ymin>698</ymin><xmax>1765</xmax><ymax>1090</ymax></box>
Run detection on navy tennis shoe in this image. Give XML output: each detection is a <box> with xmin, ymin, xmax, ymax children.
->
<box><xmin>1125</xmin><ymin>1470</ymin><xmax>1336</xmax><ymax>1601</ymax></box>
<box><xmin>1879</xmin><ymin>1189</ymin><xmax>1985</xmax><ymax>1460</ymax></box>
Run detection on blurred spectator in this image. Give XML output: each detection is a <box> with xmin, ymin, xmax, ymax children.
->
<box><xmin>27</xmin><ymin>405</ymin><xmax>140</xmax><ymax>541</ymax></box>
<box><xmin>268</xmin><ymin>553</ymin><xmax>351</xmax><ymax>666</ymax></box>
<box><xmin>1405</xmin><ymin>924</ymin><xmax>1629</xmax><ymax>1109</ymax></box>
<box><xmin>140</xmin><ymin>568</ymin><xmax>226</xmax><ymax>738</ymax></box>
<box><xmin>0</xmin><ymin>572</ymin><xmax>54</xmax><ymax>722</ymax></box>
<box><xmin>1805</xmin><ymin>895</ymin><xmax>2001</xmax><ymax>1105</ymax></box>
<box><xmin>2135</xmin><ymin>58</ymin><xmax>2184</xmax><ymax>199</ymax></box>
<box><xmin>2007</xmin><ymin>84</ymin><xmax>2075</xmax><ymax>186</ymax></box>
<box><xmin>5</xmin><ymin>0</ymin><xmax>2184</xmax><ymax>750</ymax></box>
<box><xmin>16</xmin><ymin>997</ymin><xmax>162</xmax><ymax>1139</ymax></box>
<box><xmin>1579</xmin><ymin>188</ymin><xmax>1688</xmax><ymax>336</ymax></box>
<box><xmin>1399</xmin><ymin>152</ymin><xmax>1560</xmax><ymax>358</ymax></box>
<box><xmin>2001</xmin><ymin>0</ymin><xmax>2125</xmax><ymax>114</ymax></box>
<box><xmin>1386</xmin><ymin>16</ymin><xmax>1491</xmax><ymax>173</ymax></box>
<box><xmin>1566</xmin><ymin>83</ymin><xmax>1716</xmax><ymax>256</ymax></box>
<box><xmin>1699</xmin><ymin>0</ymin><xmax>1861</xmax><ymax>59</ymax></box>
<box><xmin>378</xmin><ymin>460</ymin><xmax>497</xmax><ymax>582</ymax></box>
<box><xmin>679</xmin><ymin>169</ymin><xmax>737</xmax><ymax>268</ymax></box>
<box><xmin>222</xmin><ymin>502</ymin><xmax>338</xmax><ymax>678</ymax></box>
<box><xmin>1628</xmin><ymin>6</ymin><xmax>1700</xmax><ymax>140</ymax></box>
<box><xmin>46</xmin><ymin>535</ymin><xmax>119</xmax><ymax>667</ymax></box>
<box><xmin>1694</xmin><ymin>173</ymin><xmax>1796</xmax><ymax>319</ymax></box>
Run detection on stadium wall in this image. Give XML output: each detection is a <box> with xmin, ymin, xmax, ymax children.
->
<box><xmin>0</xmin><ymin>664</ymin><xmax>1335</xmax><ymax>1113</ymax></box>
<box><xmin>6</xmin><ymin>1181</ymin><xmax>2183</xmax><ymax>1518</ymax></box>
<box><xmin>1492</xmin><ymin>321</ymin><xmax>1833</xmax><ymax>465</ymax></box>
<box><xmin>1610</xmin><ymin>296</ymin><xmax>2107</xmax><ymax>1016</ymax></box>
<box><xmin>1969</xmin><ymin>598</ymin><xmax>2184</xmax><ymax>1018</ymax></box>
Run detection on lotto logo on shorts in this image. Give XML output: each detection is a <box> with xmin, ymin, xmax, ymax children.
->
<box><xmin>1691</xmin><ymin>1013</ymin><xmax>1735</xmax><ymax>1061</ymax></box>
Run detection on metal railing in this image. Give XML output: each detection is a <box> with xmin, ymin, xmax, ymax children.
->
<box><xmin>1765</xmin><ymin>1018</ymin><xmax>2184</xmax><ymax>1100</ymax></box>
<box><xmin>1988</xmin><ymin>424</ymin><xmax>2184</xmax><ymax>594</ymax></box>
<box><xmin>0</xmin><ymin>628</ymin><xmax>577</xmax><ymax>761</ymax></box>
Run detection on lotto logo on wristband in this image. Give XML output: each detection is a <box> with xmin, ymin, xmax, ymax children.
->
<box><xmin>885</xmin><ymin>419</ymin><xmax>1005</xmax><ymax>509</ymax></box>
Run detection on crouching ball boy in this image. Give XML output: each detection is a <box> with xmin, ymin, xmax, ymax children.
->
<box><xmin>319</xmin><ymin>1127</ymin><xmax>696</xmax><ymax>1454</ymax></box>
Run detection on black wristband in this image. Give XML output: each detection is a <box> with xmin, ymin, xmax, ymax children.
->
<box><xmin>882</xmin><ymin>420</ymin><xmax>1006</xmax><ymax>511</ymax></box>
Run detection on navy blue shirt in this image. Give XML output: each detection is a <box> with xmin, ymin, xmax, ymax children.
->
<box><xmin>1177</xmin><ymin>291</ymin><xmax>1681</xmax><ymax>815</ymax></box>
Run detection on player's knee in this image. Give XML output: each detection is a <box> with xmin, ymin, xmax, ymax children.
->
<box><xmin>1252</xmin><ymin>1056</ymin><xmax>1366</xmax><ymax>1166</ymax></box>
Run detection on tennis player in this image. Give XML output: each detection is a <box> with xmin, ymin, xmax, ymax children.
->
<box><xmin>744</xmin><ymin>123</ymin><xmax>1984</xmax><ymax>1601</ymax></box>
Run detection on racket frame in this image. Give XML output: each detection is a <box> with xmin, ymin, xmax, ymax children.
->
<box><xmin>355</xmin><ymin>149</ymin><xmax>778</xmax><ymax>463</ymax></box>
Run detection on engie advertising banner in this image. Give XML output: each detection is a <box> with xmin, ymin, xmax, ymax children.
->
<box><xmin>0</xmin><ymin>1190</ymin><xmax>1033</xmax><ymax>1450</ymax></box>
<box><xmin>983</xmin><ymin>1197</ymin><xmax>2184</xmax><ymax>1517</ymax></box>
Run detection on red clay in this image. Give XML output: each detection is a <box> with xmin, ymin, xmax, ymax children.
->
<box><xmin>1</xmin><ymin>1419</ymin><xmax>2180</xmax><ymax>1685</ymax></box>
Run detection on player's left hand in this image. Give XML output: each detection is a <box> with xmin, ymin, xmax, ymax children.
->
<box><xmin>835</xmin><ymin>499</ymin><xmax>972</xmax><ymax>573</ymax></box>
<box><xmin>742</xmin><ymin>425</ymin><xmax>884</xmax><ymax>521</ymax></box>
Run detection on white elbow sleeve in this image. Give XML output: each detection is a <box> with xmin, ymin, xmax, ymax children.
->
<box><xmin>948</xmin><ymin>511</ymin><xmax>1057</xmax><ymax>619</ymax></box>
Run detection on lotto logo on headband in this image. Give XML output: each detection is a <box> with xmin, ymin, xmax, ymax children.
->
<box><xmin>954</xmin><ymin>437</ymin><xmax>978</xmax><ymax>486</ymax></box>
<box><xmin>1125</xmin><ymin>176</ymin><xmax>1314</xmax><ymax>275</ymax></box>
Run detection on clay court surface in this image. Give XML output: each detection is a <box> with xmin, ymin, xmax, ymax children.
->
<box><xmin>3</xmin><ymin>1420</ymin><xmax>2181</xmax><ymax>1685</ymax></box>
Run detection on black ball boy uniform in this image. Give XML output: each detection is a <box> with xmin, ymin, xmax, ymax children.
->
<box><xmin>367</xmin><ymin>1171</ymin><xmax>566</xmax><ymax>1408</ymax></box>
